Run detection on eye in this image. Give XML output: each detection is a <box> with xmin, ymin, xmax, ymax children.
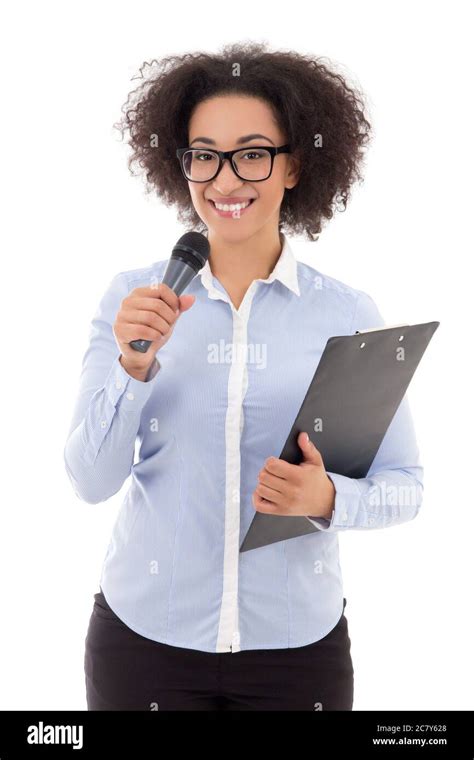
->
<box><xmin>241</xmin><ymin>151</ymin><xmax>265</xmax><ymax>160</ymax></box>
<box><xmin>195</xmin><ymin>152</ymin><xmax>214</xmax><ymax>161</ymax></box>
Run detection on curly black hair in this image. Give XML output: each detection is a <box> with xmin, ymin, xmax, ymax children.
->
<box><xmin>114</xmin><ymin>41</ymin><xmax>372</xmax><ymax>241</ymax></box>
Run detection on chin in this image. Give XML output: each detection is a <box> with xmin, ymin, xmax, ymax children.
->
<box><xmin>207</xmin><ymin>223</ymin><xmax>260</xmax><ymax>244</ymax></box>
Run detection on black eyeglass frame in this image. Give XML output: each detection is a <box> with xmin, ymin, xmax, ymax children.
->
<box><xmin>176</xmin><ymin>144</ymin><xmax>292</xmax><ymax>182</ymax></box>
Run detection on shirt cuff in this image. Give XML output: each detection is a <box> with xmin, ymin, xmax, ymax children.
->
<box><xmin>306</xmin><ymin>471</ymin><xmax>362</xmax><ymax>532</ymax></box>
<box><xmin>104</xmin><ymin>355</ymin><xmax>161</xmax><ymax>409</ymax></box>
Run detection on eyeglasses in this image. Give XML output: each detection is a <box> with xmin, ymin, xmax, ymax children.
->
<box><xmin>176</xmin><ymin>144</ymin><xmax>291</xmax><ymax>183</ymax></box>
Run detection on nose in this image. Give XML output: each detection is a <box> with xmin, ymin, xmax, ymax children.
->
<box><xmin>212</xmin><ymin>158</ymin><xmax>244</xmax><ymax>195</ymax></box>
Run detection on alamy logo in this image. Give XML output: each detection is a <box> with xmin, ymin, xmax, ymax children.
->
<box><xmin>27</xmin><ymin>721</ymin><xmax>83</xmax><ymax>750</ymax></box>
<box><xmin>208</xmin><ymin>340</ymin><xmax>267</xmax><ymax>369</ymax></box>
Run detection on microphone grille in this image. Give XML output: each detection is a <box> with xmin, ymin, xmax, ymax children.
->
<box><xmin>172</xmin><ymin>231</ymin><xmax>210</xmax><ymax>272</ymax></box>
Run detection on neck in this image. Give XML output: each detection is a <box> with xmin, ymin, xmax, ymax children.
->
<box><xmin>207</xmin><ymin>226</ymin><xmax>283</xmax><ymax>285</ymax></box>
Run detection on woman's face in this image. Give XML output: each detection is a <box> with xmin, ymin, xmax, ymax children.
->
<box><xmin>186</xmin><ymin>95</ymin><xmax>300</xmax><ymax>243</ymax></box>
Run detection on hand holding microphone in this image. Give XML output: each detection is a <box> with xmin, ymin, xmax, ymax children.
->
<box><xmin>113</xmin><ymin>284</ymin><xmax>195</xmax><ymax>380</ymax></box>
<box><xmin>113</xmin><ymin>232</ymin><xmax>210</xmax><ymax>380</ymax></box>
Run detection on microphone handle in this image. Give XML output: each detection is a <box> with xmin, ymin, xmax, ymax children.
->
<box><xmin>129</xmin><ymin>260</ymin><xmax>198</xmax><ymax>353</ymax></box>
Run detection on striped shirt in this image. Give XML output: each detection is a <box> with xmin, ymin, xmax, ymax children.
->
<box><xmin>63</xmin><ymin>232</ymin><xmax>423</xmax><ymax>653</ymax></box>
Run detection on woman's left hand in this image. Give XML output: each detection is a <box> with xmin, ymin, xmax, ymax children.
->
<box><xmin>252</xmin><ymin>432</ymin><xmax>335</xmax><ymax>519</ymax></box>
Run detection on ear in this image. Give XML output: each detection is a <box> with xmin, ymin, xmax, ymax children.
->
<box><xmin>285</xmin><ymin>151</ymin><xmax>301</xmax><ymax>190</ymax></box>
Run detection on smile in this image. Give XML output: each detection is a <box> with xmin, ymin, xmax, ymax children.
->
<box><xmin>208</xmin><ymin>198</ymin><xmax>256</xmax><ymax>217</ymax></box>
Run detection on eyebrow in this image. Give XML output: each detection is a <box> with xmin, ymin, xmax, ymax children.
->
<box><xmin>189</xmin><ymin>133</ymin><xmax>276</xmax><ymax>147</ymax></box>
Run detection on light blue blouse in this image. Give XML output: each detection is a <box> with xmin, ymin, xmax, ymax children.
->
<box><xmin>64</xmin><ymin>233</ymin><xmax>423</xmax><ymax>653</ymax></box>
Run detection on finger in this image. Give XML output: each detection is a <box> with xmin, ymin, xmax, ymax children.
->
<box><xmin>122</xmin><ymin>309</ymin><xmax>172</xmax><ymax>336</ymax></box>
<box><xmin>178</xmin><ymin>294</ymin><xmax>196</xmax><ymax>312</ymax></box>
<box><xmin>257</xmin><ymin>469</ymin><xmax>287</xmax><ymax>493</ymax></box>
<box><xmin>264</xmin><ymin>457</ymin><xmax>302</xmax><ymax>483</ymax></box>
<box><xmin>253</xmin><ymin>492</ymin><xmax>283</xmax><ymax>513</ymax></box>
<box><xmin>128</xmin><ymin>297</ymin><xmax>178</xmax><ymax>324</ymax></box>
<box><xmin>132</xmin><ymin>285</ymin><xmax>180</xmax><ymax>311</ymax></box>
<box><xmin>255</xmin><ymin>483</ymin><xmax>287</xmax><ymax>505</ymax></box>
<box><xmin>120</xmin><ymin>323</ymin><xmax>162</xmax><ymax>344</ymax></box>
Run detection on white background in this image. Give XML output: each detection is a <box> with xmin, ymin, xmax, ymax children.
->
<box><xmin>0</xmin><ymin>0</ymin><xmax>472</xmax><ymax>710</ymax></box>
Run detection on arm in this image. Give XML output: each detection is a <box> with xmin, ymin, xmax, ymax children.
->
<box><xmin>307</xmin><ymin>290</ymin><xmax>424</xmax><ymax>532</ymax></box>
<box><xmin>63</xmin><ymin>273</ymin><xmax>160</xmax><ymax>504</ymax></box>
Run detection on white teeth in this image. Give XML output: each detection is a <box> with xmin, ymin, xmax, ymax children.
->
<box><xmin>213</xmin><ymin>200</ymin><xmax>252</xmax><ymax>211</ymax></box>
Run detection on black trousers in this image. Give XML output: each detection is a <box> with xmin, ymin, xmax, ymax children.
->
<box><xmin>84</xmin><ymin>589</ymin><xmax>354</xmax><ymax>711</ymax></box>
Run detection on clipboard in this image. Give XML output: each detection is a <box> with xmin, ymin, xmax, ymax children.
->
<box><xmin>239</xmin><ymin>320</ymin><xmax>440</xmax><ymax>552</ymax></box>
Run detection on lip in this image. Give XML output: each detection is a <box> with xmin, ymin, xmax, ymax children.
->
<box><xmin>207</xmin><ymin>197</ymin><xmax>256</xmax><ymax>218</ymax></box>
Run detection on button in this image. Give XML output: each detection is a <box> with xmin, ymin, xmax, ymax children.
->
<box><xmin>231</xmin><ymin>631</ymin><xmax>240</xmax><ymax>648</ymax></box>
<box><xmin>126</xmin><ymin>392</ymin><xmax>134</xmax><ymax>400</ymax></box>
<box><xmin>368</xmin><ymin>517</ymin><xmax>375</xmax><ymax>525</ymax></box>
<box><xmin>100</xmin><ymin>420</ymin><xmax>107</xmax><ymax>428</ymax></box>
<box><xmin>115</xmin><ymin>380</ymin><xmax>122</xmax><ymax>389</ymax></box>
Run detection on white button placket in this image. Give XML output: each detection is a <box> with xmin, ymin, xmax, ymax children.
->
<box><xmin>215</xmin><ymin>282</ymin><xmax>258</xmax><ymax>653</ymax></box>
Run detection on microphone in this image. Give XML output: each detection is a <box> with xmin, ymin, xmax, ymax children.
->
<box><xmin>129</xmin><ymin>231</ymin><xmax>210</xmax><ymax>353</ymax></box>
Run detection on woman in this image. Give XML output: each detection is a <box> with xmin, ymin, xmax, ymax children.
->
<box><xmin>64</xmin><ymin>42</ymin><xmax>423</xmax><ymax>711</ymax></box>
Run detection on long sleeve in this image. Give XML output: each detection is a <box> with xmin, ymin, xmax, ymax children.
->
<box><xmin>307</xmin><ymin>290</ymin><xmax>424</xmax><ymax>532</ymax></box>
<box><xmin>63</xmin><ymin>272</ymin><xmax>161</xmax><ymax>504</ymax></box>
